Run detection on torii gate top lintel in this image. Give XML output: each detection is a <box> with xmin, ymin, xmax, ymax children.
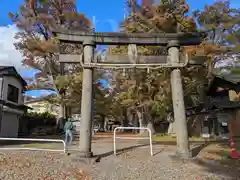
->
<box><xmin>52</xmin><ymin>28</ymin><xmax>206</xmax><ymax>46</ymax></box>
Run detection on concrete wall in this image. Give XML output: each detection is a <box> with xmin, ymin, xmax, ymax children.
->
<box><xmin>187</xmin><ymin>116</ymin><xmax>202</xmax><ymax>137</ymax></box>
<box><xmin>1</xmin><ymin>76</ymin><xmax>23</xmax><ymax>105</ymax></box>
<box><xmin>232</xmin><ymin>111</ymin><xmax>240</xmax><ymax>136</ymax></box>
<box><xmin>0</xmin><ymin>111</ymin><xmax>19</xmax><ymax>137</ymax></box>
<box><xmin>217</xmin><ymin>112</ymin><xmax>240</xmax><ymax>137</ymax></box>
<box><xmin>188</xmin><ymin>113</ymin><xmax>240</xmax><ymax>137</ymax></box>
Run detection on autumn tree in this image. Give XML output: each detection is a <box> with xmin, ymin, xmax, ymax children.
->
<box><xmin>108</xmin><ymin>0</ymin><xmax>206</xmax><ymax>134</ymax></box>
<box><xmin>187</xmin><ymin>0</ymin><xmax>240</xmax><ymax>76</ymax></box>
<box><xmin>9</xmin><ymin>0</ymin><xmax>91</xmax><ymax>124</ymax></box>
<box><xmin>193</xmin><ymin>0</ymin><xmax>240</xmax><ymax>47</ymax></box>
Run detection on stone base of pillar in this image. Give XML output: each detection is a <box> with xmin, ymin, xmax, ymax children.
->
<box><xmin>77</xmin><ymin>151</ymin><xmax>93</xmax><ymax>158</ymax></box>
<box><xmin>169</xmin><ymin>150</ymin><xmax>193</xmax><ymax>161</ymax></box>
<box><xmin>175</xmin><ymin>150</ymin><xmax>192</xmax><ymax>159</ymax></box>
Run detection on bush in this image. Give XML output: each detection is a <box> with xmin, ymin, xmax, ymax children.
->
<box><xmin>19</xmin><ymin>111</ymin><xmax>57</xmax><ymax>136</ymax></box>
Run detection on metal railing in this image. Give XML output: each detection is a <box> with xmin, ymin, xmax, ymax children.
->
<box><xmin>0</xmin><ymin>137</ymin><xmax>66</xmax><ymax>153</ymax></box>
<box><xmin>113</xmin><ymin>127</ymin><xmax>153</xmax><ymax>156</ymax></box>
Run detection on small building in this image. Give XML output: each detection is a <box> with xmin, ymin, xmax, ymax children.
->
<box><xmin>0</xmin><ymin>66</ymin><xmax>28</xmax><ymax>138</ymax></box>
<box><xmin>187</xmin><ymin>72</ymin><xmax>240</xmax><ymax>138</ymax></box>
<box><xmin>204</xmin><ymin>73</ymin><xmax>240</xmax><ymax>137</ymax></box>
<box><xmin>24</xmin><ymin>98</ymin><xmax>59</xmax><ymax>116</ymax></box>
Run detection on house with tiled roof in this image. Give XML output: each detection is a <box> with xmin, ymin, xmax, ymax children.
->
<box><xmin>0</xmin><ymin>66</ymin><xmax>29</xmax><ymax>137</ymax></box>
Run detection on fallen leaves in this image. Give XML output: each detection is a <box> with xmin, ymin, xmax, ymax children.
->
<box><xmin>0</xmin><ymin>151</ymin><xmax>91</xmax><ymax>180</ymax></box>
<box><xmin>203</xmin><ymin>152</ymin><xmax>223</xmax><ymax>160</ymax></box>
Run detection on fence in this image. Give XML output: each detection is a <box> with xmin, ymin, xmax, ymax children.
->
<box><xmin>113</xmin><ymin>127</ymin><xmax>153</xmax><ymax>156</ymax></box>
<box><xmin>0</xmin><ymin>137</ymin><xmax>66</xmax><ymax>153</ymax></box>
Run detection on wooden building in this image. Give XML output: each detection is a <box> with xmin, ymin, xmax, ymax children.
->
<box><xmin>187</xmin><ymin>73</ymin><xmax>240</xmax><ymax>138</ymax></box>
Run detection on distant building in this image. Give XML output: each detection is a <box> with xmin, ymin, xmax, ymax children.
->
<box><xmin>0</xmin><ymin>66</ymin><xmax>29</xmax><ymax>138</ymax></box>
<box><xmin>24</xmin><ymin>98</ymin><xmax>59</xmax><ymax>116</ymax></box>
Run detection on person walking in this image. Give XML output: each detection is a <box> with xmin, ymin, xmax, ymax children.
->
<box><xmin>64</xmin><ymin>117</ymin><xmax>73</xmax><ymax>148</ymax></box>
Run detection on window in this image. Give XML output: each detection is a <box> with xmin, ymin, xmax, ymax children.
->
<box><xmin>7</xmin><ymin>84</ymin><xmax>19</xmax><ymax>103</ymax></box>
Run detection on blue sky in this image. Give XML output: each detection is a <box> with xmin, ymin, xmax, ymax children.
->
<box><xmin>0</xmin><ymin>0</ymin><xmax>239</xmax><ymax>97</ymax></box>
<box><xmin>1</xmin><ymin>0</ymin><xmax>240</xmax><ymax>31</ymax></box>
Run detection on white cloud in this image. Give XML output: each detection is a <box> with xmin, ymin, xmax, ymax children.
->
<box><xmin>0</xmin><ymin>24</ymin><xmax>24</xmax><ymax>72</ymax></box>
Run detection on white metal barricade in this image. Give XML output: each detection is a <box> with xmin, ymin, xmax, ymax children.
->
<box><xmin>0</xmin><ymin>137</ymin><xmax>66</xmax><ymax>153</ymax></box>
<box><xmin>113</xmin><ymin>127</ymin><xmax>153</xmax><ymax>156</ymax></box>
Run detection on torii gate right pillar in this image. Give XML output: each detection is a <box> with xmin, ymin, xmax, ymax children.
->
<box><xmin>168</xmin><ymin>40</ymin><xmax>191</xmax><ymax>158</ymax></box>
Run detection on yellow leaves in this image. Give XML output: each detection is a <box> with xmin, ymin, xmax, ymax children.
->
<box><xmin>108</xmin><ymin>45</ymin><xmax>128</xmax><ymax>55</ymax></box>
<box><xmin>203</xmin><ymin>152</ymin><xmax>222</xmax><ymax>160</ymax></box>
<box><xmin>64</xmin><ymin>12</ymin><xmax>91</xmax><ymax>29</ymax></box>
<box><xmin>121</xmin><ymin>99</ymin><xmax>135</xmax><ymax>106</ymax></box>
<box><xmin>26</xmin><ymin>38</ymin><xmax>58</xmax><ymax>55</ymax></box>
<box><xmin>151</xmin><ymin>15</ymin><xmax>169</xmax><ymax>27</ymax></box>
<box><xmin>50</xmin><ymin>36</ymin><xmax>59</xmax><ymax>44</ymax></box>
<box><xmin>120</xmin><ymin>80</ymin><xmax>136</xmax><ymax>90</ymax></box>
<box><xmin>222</xmin><ymin>22</ymin><xmax>234</xmax><ymax>29</ymax></box>
<box><xmin>55</xmin><ymin>73</ymin><xmax>82</xmax><ymax>92</ymax></box>
<box><xmin>183</xmin><ymin>43</ymin><xmax>226</xmax><ymax>57</ymax></box>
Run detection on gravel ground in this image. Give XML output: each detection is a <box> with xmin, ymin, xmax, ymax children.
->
<box><xmin>0</xmin><ymin>151</ymin><xmax>91</xmax><ymax>180</ymax></box>
<box><xmin>90</xmin><ymin>146</ymin><xmax>240</xmax><ymax>180</ymax></box>
<box><xmin>0</xmin><ymin>143</ymin><xmax>240</xmax><ymax>180</ymax></box>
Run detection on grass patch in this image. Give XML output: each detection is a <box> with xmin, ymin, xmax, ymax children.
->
<box><xmin>152</xmin><ymin>133</ymin><xmax>205</xmax><ymax>142</ymax></box>
<box><xmin>199</xmin><ymin>142</ymin><xmax>240</xmax><ymax>167</ymax></box>
<box><xmin>152</xmin><ymin>134</ymin><xmax>240</xmax><ymax>166</ymax></box>
<box><xmin>20</xmin><ymin>143</ymin><xmax>62</xmax><ymax>149</ymax></box>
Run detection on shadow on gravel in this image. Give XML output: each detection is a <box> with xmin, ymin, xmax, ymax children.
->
<box><xmin>94</xmin><ymin>143</ymin><xmax>152</xmax><ymax>159</ymax></box>
<box><xmin>70</xmin><ymin>144</ymin><xmax>160</xmax><ymax>165</ymax></box>
<box><xmin>191</xmin><ymin>141</ymin><xmax>240</xmax><ymax>179</ymax></box>
<box><xmin>193</xmin><ymin>157</ymin><xmax>240</xmax><ymax>179</ymax></box>
<box><xmin>191</xmin><ymin>142</ymin><xmax>211</xmax><ymax>157</ymax></box>
<box><xmin>89</xmin><ymin>143</ymin><xmax>164</xmax><ymax>163</ymax></box>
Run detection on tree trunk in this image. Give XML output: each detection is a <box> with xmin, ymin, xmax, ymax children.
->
<box><xmin>104</xmin><ymin>118</ymin><xmax>108</xmax><ymax>131</ymax></box>
<box><xmin>167</xmin><ymin>113</ymin><xmax>176</xmax><ymax>136</ymax></box>
<box><xmin>136</xmin><ymin>109</ymin><xmax>145</xmax><ymax>134</ymax></box>
<box><xmin>122</xmin><ymin>108</ymin><xmax>129</xmax><ymax>131</ymax></box>
<box><xmin>144</xmin><ymin>107</ymin><xmax>155</xmax><ymax>134</ymax></box>
<box><xmin>58</xmin><ymin>104</ymin><xmax>65</xmax><ymax>118</ymax></box>
<box><xmin>128</xmin><ymin>111</ymin><xmax>133</xmax><ymax>125</ymax></box>
<box><xmin>56</xmin><ymin>104</ymin><xmax>65</xmax><ymax>131</ymax></box>
<box><xmin>147</xmin><ymin>120</ymin><xmax>155</xmax><ymax>134</ymax></box>
<box><xmin>132</xmin><ymin>113</ymin><xmax>138</xmax><ymax>127</ymax></box>
<box><xmin>99</xmin><ymin>114</ymin><xmax>105</xmax><ymax>131</ymax></box>
<box><xmin>167</xmin><ymin>122</ymin><xmax>176</xmax><ymax>137</ymax></box>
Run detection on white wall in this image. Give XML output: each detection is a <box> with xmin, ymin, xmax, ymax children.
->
<box><xmin>1</xmin><ymin>76</ymin><xmax>23</xmax><ymax>105</ymax></box>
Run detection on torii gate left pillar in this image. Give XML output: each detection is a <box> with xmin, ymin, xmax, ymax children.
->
<box><xmin>78</xmin><ymin>40</ymin><xmax>95</xmax><ymax>157</ymax></box>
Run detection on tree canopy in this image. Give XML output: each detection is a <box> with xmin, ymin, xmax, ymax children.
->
<box><xmin>10</xmin><ymin>0</ymin><xmax>240</xmax><ymax>132</ymax></box>
<box><xmin>9</xmin><ymin>0</ymin><xmax>92</xmax><ymax>118</ymax></box>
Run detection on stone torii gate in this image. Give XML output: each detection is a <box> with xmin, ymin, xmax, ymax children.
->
<box><xmin>53</xmin><ymin>29</ymin><xmax>205</xmax><ymax>158</ymax></box>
